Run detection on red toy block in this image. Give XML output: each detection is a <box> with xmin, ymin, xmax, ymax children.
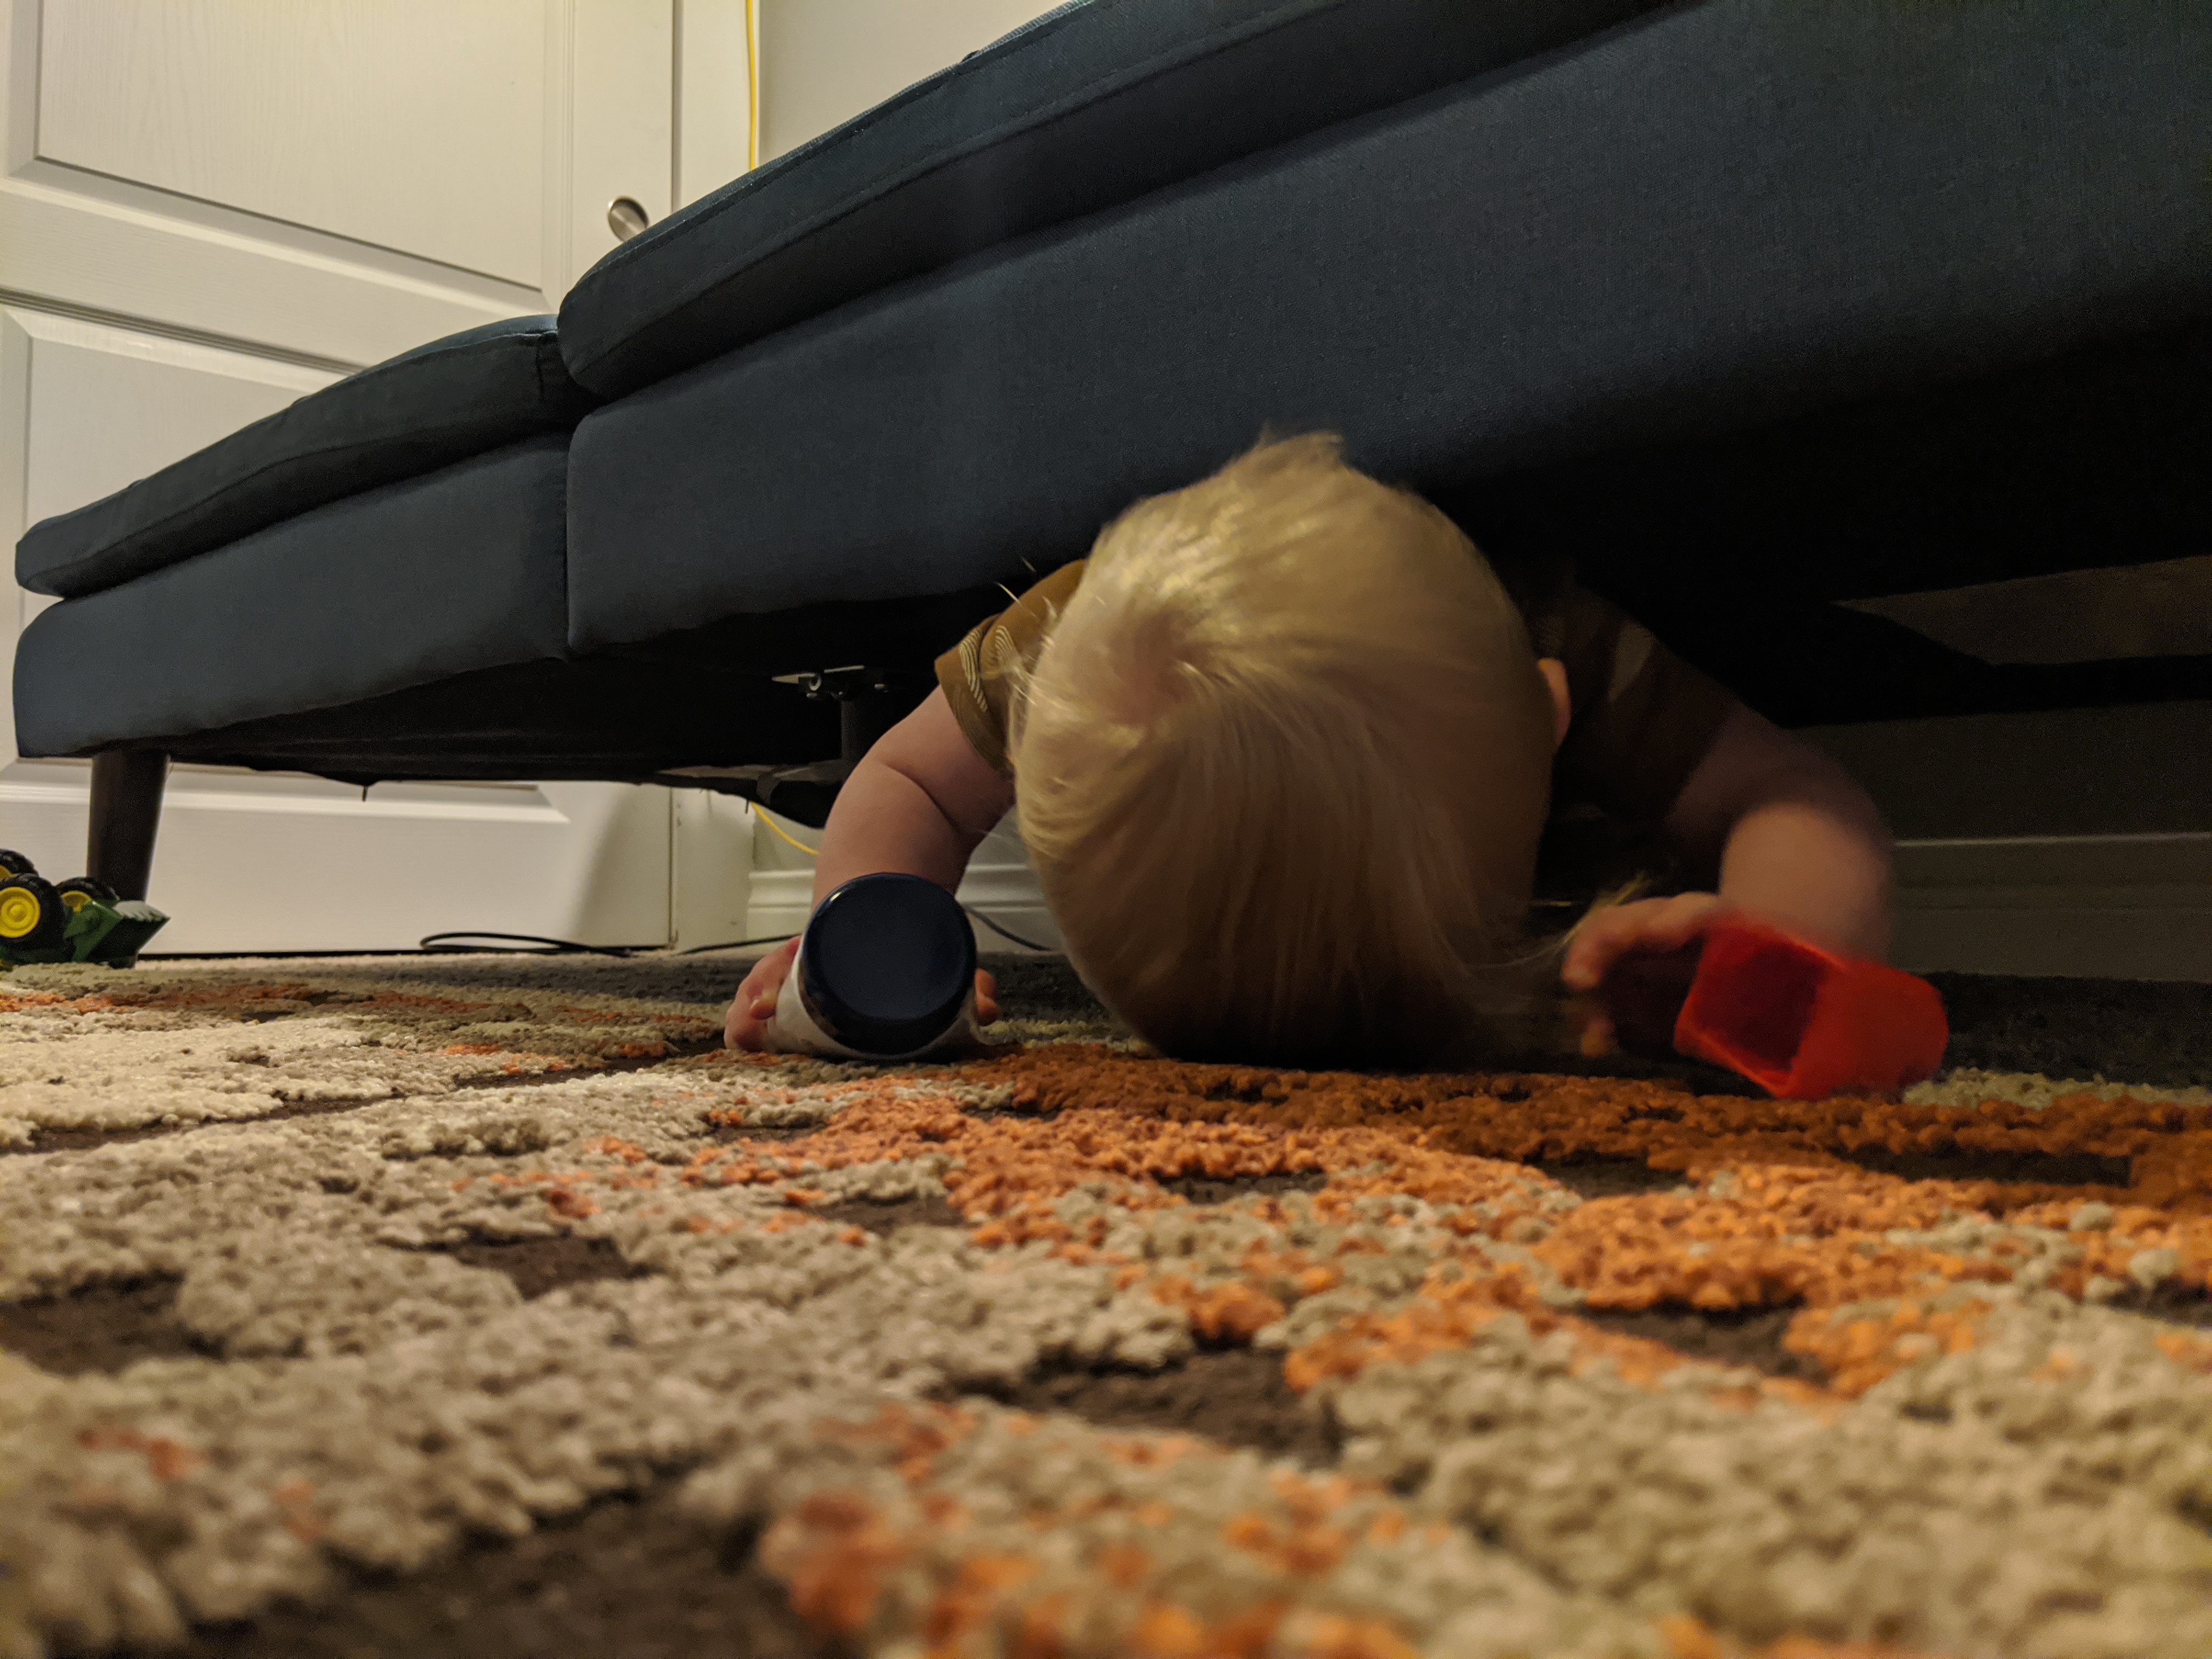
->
<box><xmin>1601</xmin><ymin>918</ymin><xmax>1948</xmax><ymax>1098</ymax></box>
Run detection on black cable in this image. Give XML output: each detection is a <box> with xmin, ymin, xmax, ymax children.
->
<box><xmin>419</xmin><ymin>930</ymin><xmax>807</xmax><ymax>956</ymax></box>
<box><xmin>419</xmin><ymin>932</ymin><xmax>641</xmax><ymax>956</ymax></box>
<box><xmin>673</xmin><ymin>932</ymin><xmax>801</xmax><ymax>955</ymax></box>
<box><xmin>421</xmin><ymin>909</ymin><xmax>1057</xmax><ymax>958</ymax></box>
<box><xmin>961</xmin><ymin>904</ymin><xmax>1057</xmax><ymax>953</ymax></box>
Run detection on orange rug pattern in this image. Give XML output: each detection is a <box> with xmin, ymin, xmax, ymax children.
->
<box><xmin>4</xmin><ymin>957</ymin><xmax>2211</xmax><ymax>1658</ymax></box>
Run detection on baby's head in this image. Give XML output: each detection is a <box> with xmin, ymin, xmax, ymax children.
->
<box><xmin>1008</xmin><ymin>434</ymin><xmax>1559</xmax><ymax>1069</ymax></box>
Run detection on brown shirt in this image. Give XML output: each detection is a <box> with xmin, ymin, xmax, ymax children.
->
<box><xmin>934</xmin><ymin>557</ymin><xmax>1736</xmax><ymax>831</ymax></box>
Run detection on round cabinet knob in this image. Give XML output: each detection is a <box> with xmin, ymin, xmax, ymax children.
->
<box><xmin>606</xmin><ymin>196</ymin><xmax>651</xmax><ymax>241</ymax></box>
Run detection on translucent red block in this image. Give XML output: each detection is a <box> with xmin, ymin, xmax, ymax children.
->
<box><xmin>1599</xmin><ymin>918</ymin><xmax>1949</xmax><ymax>1099</ymax></box>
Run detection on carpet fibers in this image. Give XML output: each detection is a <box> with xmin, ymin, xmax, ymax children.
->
<box><xmin>3</xmin><ymin>953</ymin><xmax>2211</xmax><ymax>1659</ymax></box>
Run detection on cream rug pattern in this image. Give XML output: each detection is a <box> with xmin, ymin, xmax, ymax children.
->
<box><xmin>3</xmin><ymin>953</ymin><xmax>2211</xmax><ymax>1659</ymax></box>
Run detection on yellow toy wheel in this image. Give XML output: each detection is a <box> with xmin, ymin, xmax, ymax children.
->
<box><xmin>57</xmin><ymin>876</ymin><xmax>119</xmax><ymax>914</ymax></box>
<box><xmin>0</xmin><ymin>848</ymin><xmax>35</xmax><ymax>881</ymax></box>
<box><xmin>0</xmin><ymin>874</ymin><xmax>65</xmax><ymax>949</ymax></box>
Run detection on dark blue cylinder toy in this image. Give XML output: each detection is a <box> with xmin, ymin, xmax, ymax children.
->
<box><xmin>766</xmin><ymin>873</ymin><xmax>980</xmax><ymax>1058</ymax></box>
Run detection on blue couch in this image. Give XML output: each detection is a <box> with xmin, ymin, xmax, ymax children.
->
<box><xmin>14</xmin><ymin>0</ymin><xmax>2210</xmax><ymax>888</ymax></box>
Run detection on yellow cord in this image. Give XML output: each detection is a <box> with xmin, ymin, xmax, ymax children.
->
<box><xmin>754</xmin><ymin>805</ymin><xmax>819</xmax><ymax>858</ymax></box>
<box><xmin>744</xmin><ymin>0</ymin><xmax>759</xmax><ymax>171</ymax></box>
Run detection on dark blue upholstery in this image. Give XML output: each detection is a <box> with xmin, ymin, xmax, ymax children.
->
<box><xmin>14</xmin><ymin>438</ymin><xmax>569</xmax><ymax>758</ymax></box>
<box><xmin>16</xmin><ymin>317</ymin><xmax>592</xmax><ymax>601</ymax></box>
<box><xmin>564</xmin><ymin>0</ymin><xmax>2212</xmax><ymax>658</ymax></box>
<box><xmin>555</xmin><ymin>0</ymin><xmax>1666</xmax><ymax>399</ymax></box>
<box><xmin>14</xmin><ymin>0</ymin><xmax>2209</xmax><ymax>781</ymax></box>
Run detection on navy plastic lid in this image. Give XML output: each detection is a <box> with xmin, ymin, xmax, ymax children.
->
<box><xmin>799</xmin><ymin>873</ymin><xmax>977</xmax><ymax>1055</ymax></box>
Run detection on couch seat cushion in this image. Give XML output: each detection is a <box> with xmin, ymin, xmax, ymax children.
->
<box><xmin>555</xmin><ymin>0</ymin><xmax>1664</xmax><ymax>399</ymax></box>
<box><xmin>16</xmin><ymin>316</ymin><xmax>593</xmax><ymax>600</ymax></box>
<box><xmin>14</xmin><ymin>437</ymin><xmax>570</xmax><ymax>758</ymax></box>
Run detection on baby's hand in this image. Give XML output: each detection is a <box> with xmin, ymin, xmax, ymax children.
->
<box><xmin>1559</xmin><ymin>892</ymin><xmax>1732</xmax><ymax>1056</ymax></box>
<box><xmin>723</xmin><ymin>935</ymin><xmax>1003</xmax><ymax>1053</ymax></box>
<box><xmin>725</xmin><ymin>937</ymin><xmax>802</xmax><ymax>1051</ymax></box>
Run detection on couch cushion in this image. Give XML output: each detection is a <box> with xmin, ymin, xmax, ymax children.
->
<box><xmin>14</xmin><ymin>437</ymin><xmax>570</xmax><ymax>758</ymax></box>
<box><xmin>16</xmin><ymin>316</ymin><xmax>594</xmax><ymax>601</ymax></box>
<box><xmin>564</xmin><ymin>0</ymin><xmax>2212</xmax><ymax>690</ymax></box>
<box><xmin>554</xmin><ymin>0</ymin><xmax>1667</xmax><ymax>399</ymax></box>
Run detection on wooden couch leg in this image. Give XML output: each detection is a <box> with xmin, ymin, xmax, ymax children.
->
<box><xmin>88</xmin><ymin>751</ymin><xmax>169</xmax><ymax>900</ymax></box>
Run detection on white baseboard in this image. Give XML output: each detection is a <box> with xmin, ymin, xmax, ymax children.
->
<box><xmin>1889</xmin><ymin>832</ymin><xmax>2211</xmax><ymax>980</ymax></box>
<box><xmin>751</xmin><ymin>834</ymin><xmax>2212</xmax><ymax>980</ymax></box>
<box><xmin>746</xmin><ymin>860</ymin><xmax>1063</xmax><ymax>953</ymax></box>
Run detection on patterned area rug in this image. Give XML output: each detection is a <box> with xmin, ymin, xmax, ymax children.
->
<box><xmin>4</xmin><ymin>953</ymin><xmax>2211</xmax><ymax>1659</ymax></box>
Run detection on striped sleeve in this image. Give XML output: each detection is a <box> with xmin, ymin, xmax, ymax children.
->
<box><xmin>932</xmin><ymin>559</ymin><xmax>1088</xmax><ymax>775</ymax></box>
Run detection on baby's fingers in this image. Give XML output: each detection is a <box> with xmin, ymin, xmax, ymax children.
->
<box><xmin>1559</xmin><ymin>904</ymin><xmax>1653</xmax><ymax>991</ymax></box>
<box><xmin>724</xmin><ymin>936</ymin><xmax>802</xmax><ymax>1050</ymax></box>
<box><xmin>1561</xmin><ymin>894</ymin><xmax>1728</xmax><ymax>991</ymax></box>
<box><xmin>725</xmin><ymin>987</ymin><xmax>776</xmax><ymax>1051</ymax></box>
<box><xmin>1568</xmin><ymin>997</ymin><xmax>1618</xmax><ymax>1058</ymax></box>
<box><xmin>1580</xmin><ymin>1020</ymin><xmax>1618</xmax><ymax>1058</ymax></box>
<box><xmin>1632</xmin><ymin>891</ymin><xmax>1730</xmax><ymax>949</ymax></box>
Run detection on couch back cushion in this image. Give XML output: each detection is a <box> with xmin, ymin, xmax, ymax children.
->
<box><xmin>555</xmin><ymin>0</ymin><xmax>1667</xmax><ymax>399</ymax></box>
<box><xmin>560</xmin><ymin>0</ymin><xmax>2212</xmax><ymax>738</ymax></box>
<box><xmin>16</xmin><ymin>315</ymin><xmax>595</xmax><ymax>600</ymax></box>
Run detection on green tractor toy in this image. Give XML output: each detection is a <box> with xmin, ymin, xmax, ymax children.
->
<box><xmin>0</xmin><ymin>849</ymin><xmax>169</xmax><ymax>968</ymax></box>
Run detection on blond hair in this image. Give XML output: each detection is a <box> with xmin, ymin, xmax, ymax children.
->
<box><xmin>1008</xmin><ymin>433</ymin><xmax>1559</xmax><ymax>1069</ymax></box>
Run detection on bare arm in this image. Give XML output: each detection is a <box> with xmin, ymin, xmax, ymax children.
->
<box><xmin>811</xmin><ymin>687</ymin><xmax>1018</xmax><ymax>904</ymax></box>
<box><xmin>726</xmin><ymin>689</ymin><xmax>1016</xmax><ymax>1048</ymax></box>
<box><xmin>1660</xmin><ymin>703</ymin><xmax>1893</xmax><ymax>958</ymax></box>
<box><xmin>1561</xmin><ymin>702</ymin><xmax>1894</xmax><ymax>1007</ymax></box>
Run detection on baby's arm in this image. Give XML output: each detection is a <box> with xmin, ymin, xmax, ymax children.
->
<box><xmin>808</xmin><ymin>687</ymin><xmax>1016</xmax><ymax>904</ymax></box>
<box><xmin>1664</xmin><ymin>703</ymin><xmax>1893</xmax><ymax>956</ymax></box>
<box><xmin>725</xmin><ymin>688</ymin><xmax>1017</xmax><ymax>1049</ymax></box>
<box><xmin>1561</xmin><ymin>703</ymin><xmax>1894</xmax><ymax>1001</ymax></box>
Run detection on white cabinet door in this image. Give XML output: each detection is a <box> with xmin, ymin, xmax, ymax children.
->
<box><xmin>0</xmin><ymin>0</ymin><xmax>718</xmax><ymax>953</ymax></box>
